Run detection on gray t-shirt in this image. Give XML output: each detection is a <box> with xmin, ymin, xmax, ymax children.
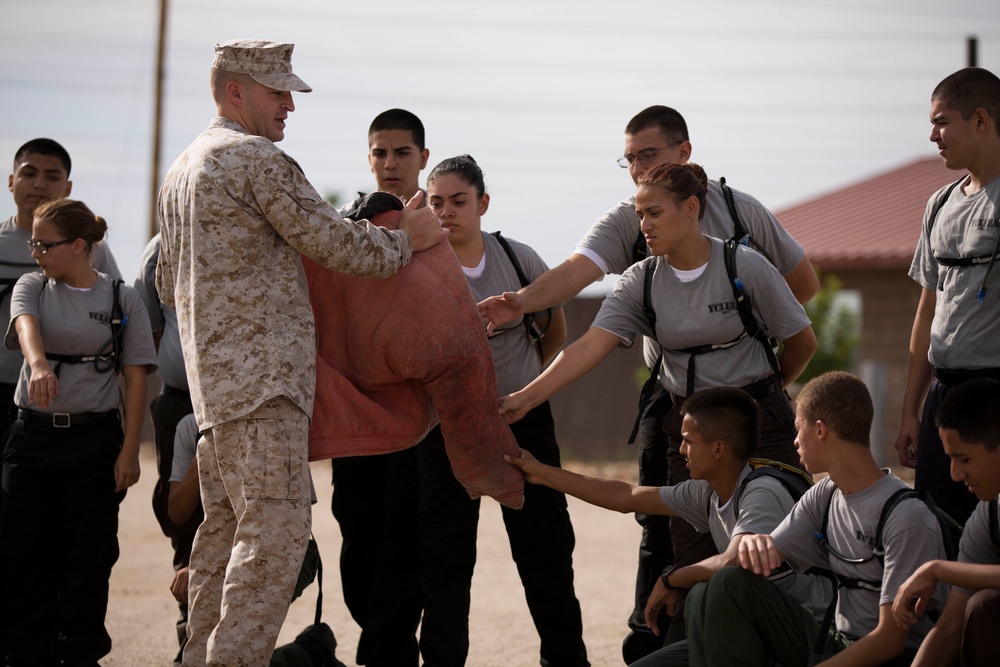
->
<box><xmin>660</xmin><ymin>465</ymin><xmax>830</xmax><ymax>619</ymax></box>
<box><xmin>5</xmin><ymin>271</ymin><xmax>157</xmax><ymax>413</ymax></box>
<box><xmin>956</xmin><ymin>498</ymin><xmax>1000</xmax><ymax>595</ymax></box>
<box><xmin>592</xmin><ymin>237</ymin><xmax>810</xmax><ymax>396</ymax></box>
<box><xmin>0</xmin><ymin>215</ymin><xmax>122</xmax><ymax>384</ymax></box>
<box><xmin>465</xmin><ymin>232</ymin><xmax>558</xmax><ymax>396</ymax></box>
<box><xmin>169</xmin><ymin>410</ymin><xmax>316</xmax><ymax>502</ymax></box>
<box><xmin>909</xmin><ymin>174</ymin><xmax>1000</xmax><ymax>370</ymax></box>
<box><xmin>773</xmin><ymin>474</ymin><xmax>947</xmax><ymax>648</ymax></box>
<box><xmin>169</xmin><ymin>412</ymin><xmax>201</xmax><ymax>483</ymax></box>
<box><xmin>134</xmin><ymin>234</ymin><xmax>188</xmax><ymax>390</ymax></box>
<box><xmin>575</xmin><ymin>183</ymin><xmax>805</xmax><ymax>370</ymax></box>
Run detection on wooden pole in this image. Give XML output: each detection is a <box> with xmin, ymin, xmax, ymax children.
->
<box><xmin>149</xmin><ymin>0</ymin><xmax>169</xmax><ymax>241</ymax></box>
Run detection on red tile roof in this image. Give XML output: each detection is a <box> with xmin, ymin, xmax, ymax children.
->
<box><xmin>774</xmin><ymin>157</ymin><xmax>967</xmax><ymax>271</ymax></box>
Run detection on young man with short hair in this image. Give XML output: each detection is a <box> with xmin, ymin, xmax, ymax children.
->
<box><xmin>893</xmin><ymin>378</ymin><xmax>1000</xmax><ymax>667</ymax></box>
<box><xmin>3</xmin><ymin>139</ymin><xmax>121</xmax><ymax>433</ymax></box>
<box><xmin>895</xmin><ymin>67</ymin><xmax>1000</xmax><ymax>527</ymax></box>
<box><xmin>482</xmin><ymin>104</ymin><xmax>818</xmax><ymax>659</ymax></box>
<box><xmin>330</xmin><ymin>108</ymin><xmax>430</xmax><ymax>667</ymax></box>
<box><xmin>711</xmin><ymin>372</ymin><xmax>948</xmax><ymax>667</ymax></box>
<box><xmin>507</xmin><ymin>386</ymin><xmax>828</xmax><ymax>667</ymax></box>
<box><xmin>340</xmin><ymin>108</ymin><xmax>429</xmax><ymax>216</ymax></box>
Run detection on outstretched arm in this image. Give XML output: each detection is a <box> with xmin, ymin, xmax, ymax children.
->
<box><xmin>505</xmin><ymin>450</ymin><xmax>673</xmax><ymax>516</ymax></box>
<box><xmin>895</xmin><ymin>288</ymin><xmax>936</xmax><ymax>468</ymax></box>
<box><xmin>500</xmin><ymin>327</ymin><xmax>620</xmax><ymax>423</ymax></box>
<box><xmin>480</xmin><ymin>254</ymin><xmax>603</xmax><ymax>331</ymax></box>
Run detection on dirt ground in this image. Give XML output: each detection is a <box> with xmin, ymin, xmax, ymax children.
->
<box><xmin>103</xmin><ymin>446</ymin><xmax>641</xmax><ymax>666</ymax></box>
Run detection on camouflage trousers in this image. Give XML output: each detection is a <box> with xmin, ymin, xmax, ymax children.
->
<box><xmin>182</xmin><ymin>396</ymin><xmax>312</xmax><ymax>667</ymax></box>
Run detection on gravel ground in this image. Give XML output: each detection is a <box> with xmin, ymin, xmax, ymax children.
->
<box><xmin>102</xmin><ymin>446</ymin><xmax>641</xmax><ymax>666</ymax></box>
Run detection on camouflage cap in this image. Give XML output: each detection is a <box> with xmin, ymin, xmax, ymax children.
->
<box><xmin>212</xmin><ymin>39</ymin><xmax>312</xmax><ymax>93</ymax></box>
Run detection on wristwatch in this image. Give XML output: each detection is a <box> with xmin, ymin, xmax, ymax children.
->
<box><xmin>660</xmin><ymin>565</ymin><xmax>678</xmax><ymax>590</ymax></box>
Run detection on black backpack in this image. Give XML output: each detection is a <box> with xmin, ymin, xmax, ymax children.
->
<box><xmin>627</xmin><ymin>178</ymin><xmax>781</xmax><ymax>443</ymax></box>
<box><xmin>627</xmin><ymin>239</ymin><xmax>781</xmax><ymax>443</ymax></box>
<box><xmin>810</xmin><ymin>484</ymin><xmax>962</xmax><ymax>654</ymax></box>
<box><xmin>730</xmin><ymin>458</ymin><xmax>813</xmax><ymax>516</ymax></box>
<box><xmin>270</xmin><ymin>538</ymin><xmax>347</xmax><ymax>667</ymax></box>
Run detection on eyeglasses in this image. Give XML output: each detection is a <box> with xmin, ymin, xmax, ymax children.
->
<box><xmin>617</xmin><ymin>141</ymin><xmax>684</xmax><ymax>168</ymax></box>
<box><xmin>27</xmin><ymin>239</ymin><xmax>73</xmax><ymax>254</ymax></box>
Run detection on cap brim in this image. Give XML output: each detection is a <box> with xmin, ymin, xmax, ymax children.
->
<box><xmin>250</xmin><ymin>72</ymin><xmax>312</xmax><ymax>93</ymax></box>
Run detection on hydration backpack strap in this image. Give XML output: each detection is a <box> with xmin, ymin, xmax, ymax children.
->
<box><xmin>628</xmin><ymin>260</ymin><xmax>661</xmax><ymax>445</ymax></box>
<box><xmin>491</xmin><ymin>231</ymin><xmax>552</xmax><ymax>343</ymax></box>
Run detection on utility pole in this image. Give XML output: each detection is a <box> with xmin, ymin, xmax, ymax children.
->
<box><xmin>967</xmin><ymin>36</ymin><xmax>978</xmax><ymax>68</ymax></box>
<box><xmin>149</xmin><ymin>0</ymin><xmax>169</xmax><ymax>241</ymax></box>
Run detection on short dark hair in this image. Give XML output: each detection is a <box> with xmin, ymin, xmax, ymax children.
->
<box><xmin>625</xmin><ymin>105</ymin><xmax>689</xmax><ymax>145</ymax></box>
<box><xmin>427</xmin><ymin>154</ymin><xmax>486</xmax><ymax>199</ymax></box>
<box><xmin>369</xmin><ymin>108</ymin><xmax>425</xmax><ymax>151</ymax></box>
<box><xmin>932</xmin><ymin>68</ymin><xmax>1000</xmax><ymax>138</ymax></box>
<box><xmin>638</xmin><ymin>162</ymin><xmax>709</xmax><ymax>220</ymax></box>
<box><xmin>680</xmin><ymin>386</ymin><xmax>761</xmax><ymax>460</ymax></box>
<box><xmin>796</xmin><ymin>372</ymin><xmax>873</xmax><ymax>447</ymax></box>
<box><xmin>935</xmin><ymin>378</ymin><xmax>1000</xmax><ymax>451</ymax></box>
<box><xmin>13</xmin><ymin>138</ymin><xmax>72</xmax><ymax>176</ymax></box>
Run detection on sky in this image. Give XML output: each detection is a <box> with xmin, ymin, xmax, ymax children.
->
<box><xmin>2</xmin><ymin>0</ymin><xmax>999</xmax><ymax>290</ymax></box>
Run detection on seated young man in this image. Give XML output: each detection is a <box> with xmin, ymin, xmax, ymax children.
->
<box><xmin>506</xmin><ymin>386</ymin><xmax>829</xmax><ymax>659</ymax></box>
<box><xmin>698</xmin><ymin>371</ymin><xmax>947</xmax><ymax>667</ymax></box>
<box><xmin>893</xmin><ymin>378</ymin><xmax>1000</xmax><ymax>667</ymax></box>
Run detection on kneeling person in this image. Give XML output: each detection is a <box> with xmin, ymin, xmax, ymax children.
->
<box><xmin>893</xmin><ymin>378</ymin><xmax>1000</xmax><ymax>667</ymax></box>
<box><xmin>726</xmin><ymin>372</ymin><xmax>947</xmax><ymax>667</ymax></box>
<box><xmin>507</xmin><ymin>386</ymin><xmax>828</xmax><ymax>663</ymax></box>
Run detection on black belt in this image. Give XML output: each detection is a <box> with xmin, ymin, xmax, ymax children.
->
<box><xmin>161</xmin><ymin>384</ymin><xmax>191</xmax><ymax>400</ymax></box>
<box><xmin>671</xmin><ymin>375</ymin><xmax>780</xmax><ymax>408</ymax></box>
<box><xmin>933</xmin><ymin>367</ymin><xmax>1000</xmax><ymax>388</ymax></box>
<box><xmin>17</xmin><ymin>408</ymin><xmax>119</xmax><ymax>429</ymax></box>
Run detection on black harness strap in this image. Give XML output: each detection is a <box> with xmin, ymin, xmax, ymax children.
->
<box><xmin>930</xmin><ymin>177</ymin><xmax>1000</xmax><ymax>302</ymax></box>
<box><xmin>812</xmin><ymin>485</ymin><xmax>961</xmax><ymax>653</ymax></box>
<box><xmin>720</xmin><ymin>176</ymin><xmax>775</xmax><ymax>265</ymax></box>
<box><xmin>44</xmin><ymin>278</ymin><xmax>126</xmax><ymax>375</ymax></box>
<box><xmin>628</xmin><ymin>261</ymin><xmax>662</xmax><ymax>444</ymax></box>
<box><xmin>0</xmin><ymin>259</ymin><xmax>43</xmax><ymax>306</ymax></box>
<box><xmin>489</xmin><ymin>231</ymin><xmax>552</xmax><ymax>344</ymax></box>
<box><xmin>631</xmin><ymin>228</ymin><xmax>648</xmax><ymax>266</ymax></box>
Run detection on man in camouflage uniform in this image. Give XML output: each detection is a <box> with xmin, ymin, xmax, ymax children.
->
<box><xmin>156</xmin><ymin>39</ymin><xmax>446</xmax><ymax>666</ymax></box>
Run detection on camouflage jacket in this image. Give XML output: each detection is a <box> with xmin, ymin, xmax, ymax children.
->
<box><xmin>156</xmin><ymin>117</ymin><xmax>413</xmax><ymax>428</ymax></box>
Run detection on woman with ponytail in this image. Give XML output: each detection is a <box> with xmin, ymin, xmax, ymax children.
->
<box><xmin>0</xmin><ymin>198</ymin><xmax>157</xmax><ymax>664</ymax></box>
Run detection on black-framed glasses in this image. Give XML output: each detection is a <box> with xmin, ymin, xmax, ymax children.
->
<box><xmin>617</xmin><ymin>140</ymin><xmax>684</xmax><ymax>168</ymax></box>
<box><xmin>618</xmin><ymin>147</ymin><xmax>667</xmax><ymax>169</ymax></box>
<box><xmin>27</xmin><ymin>239</ymin><xmax>73</xmax><ymax>254</ymax></box>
